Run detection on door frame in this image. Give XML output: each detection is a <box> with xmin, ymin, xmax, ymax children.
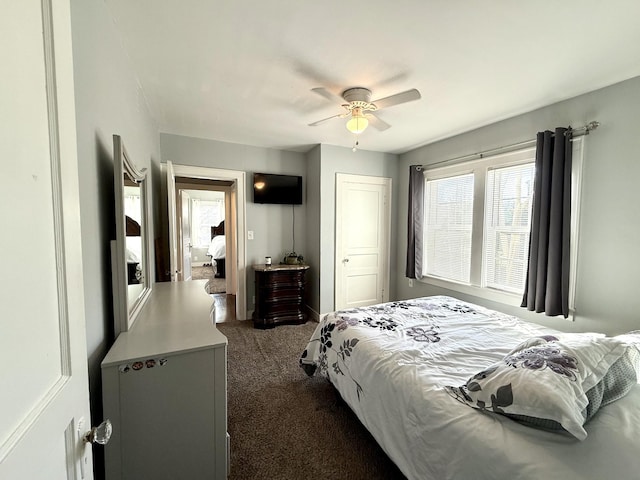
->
<box><xmin>168</xmin><ymin>164</ymin><xmax>247</xmax><ymax>321</ymax></box>
<box><xmin>179</xmin><ymin>190</ymin><xmax>193</xmax><ymax>281</ymax></box>
<box><xmin>334</xmin><ymin>173</ymin><xmax>392</xmax><ymax>310</ymax></box>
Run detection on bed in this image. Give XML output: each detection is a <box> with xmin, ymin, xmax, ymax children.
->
<box><xmin>125</xmin><ymin>215</ymin><xmax>142</xmax><ymax>284</ymax></box>
<box><xmin>207</xmin><ymin>221</ymin><xmax>226</xmax><ymax>278</ymax></box>
<box><xmin>299</xmin><ymin>296</ymin><xmax>640</xmax><ymax>480</ymax></box>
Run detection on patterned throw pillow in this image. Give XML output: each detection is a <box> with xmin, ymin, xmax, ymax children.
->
<box><xmin>446</xmin><ymin>333</ymin><xmax>638</xmax><ymax>440</ymax></box>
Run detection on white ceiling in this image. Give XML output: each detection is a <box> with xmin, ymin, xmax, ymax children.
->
<box><xmin>105</xmin><ymin>0</ymin><xmax>640</xmax><ymax>154</ymax></box>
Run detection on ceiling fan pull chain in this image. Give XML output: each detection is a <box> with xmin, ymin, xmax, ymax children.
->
<box><xmin>352</xmin><ymin>138</ymin><xmax>359</xmax><ymax>152</ymax></box>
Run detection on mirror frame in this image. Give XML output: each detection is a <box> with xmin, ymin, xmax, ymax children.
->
<box><xmin>111</xmin><ymin>134</ymin><xmax>151</xmax><ymax>336</ymax></box>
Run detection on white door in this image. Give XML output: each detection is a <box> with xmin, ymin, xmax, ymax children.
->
<box><xmin>335</xmin><ymin>174</ymin><xmax>391</xmax><ymax>310</ymax></box>
<box><xmin>0</xmin><ymin>1</ymin><xmax>94</xmax><ymax>478</ymax></box>
<box><xmin>166</xmin><ymin>160</ymin><xmax>178</xmax><ymax>281</ymax></box>
<box><xmin>180</xmin><ymin>190</ymin><xmax>193</xmax><ymax>281</ymax></box>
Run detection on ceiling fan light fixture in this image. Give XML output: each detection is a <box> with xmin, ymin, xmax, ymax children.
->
<box><xmin>346</xmin><ymin>107</ymin><xmax>368</xmax><ymax>134</ymax></box>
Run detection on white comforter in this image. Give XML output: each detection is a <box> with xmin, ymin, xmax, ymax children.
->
<box><xmin>207</xmin><ymin>235</ymin><xmax>226</xmax><ymax>259</ymax></box>
<box><xmin>300</xmin><ymin>296</ymin><xmax>640</xmax><ymax>480</ymax></box>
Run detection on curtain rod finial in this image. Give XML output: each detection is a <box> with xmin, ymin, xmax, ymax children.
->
<box><xmin>586</xmin><ymin>121</ymin><xmax>600</xmax><ymax>132</ymax></box>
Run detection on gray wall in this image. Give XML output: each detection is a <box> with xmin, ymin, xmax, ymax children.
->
<box><xmin>159</xmin><ymin>135</ymin><xmax>400</xmax><ymax>318</ymax></box>
<box><xmin>67</xmin><ymin>8</ymin><xmax>640</xmax><ymax>479</ymax></box>
<box><xmin>159</xmin><ymin>133</ymin><xmax>307</xmax><ymax>311</ymax></box>
<box><xmin>398</xmin><ymin>76</ymin><xmax>640</xmax><ymax>336</ymax></box>
<box><xmin>70</xmin><ymin>0</ymin><xmax>160</xmax><ymax>474</ymax></box>
<box><xmin>304</xmin><ymin>145</ymin><xmax>322</xmax><ymax>317</ymax></box>
<box><xmin>191</xmin><ymin>247</ymin><xmax>211</xmax><ymax>265</ymax></box>
<box><xmin>318</xmin><ymin>144</ymin><xmax>400</xmax><ymax>315</ymax></box>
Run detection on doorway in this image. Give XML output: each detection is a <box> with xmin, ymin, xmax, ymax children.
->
<box><xmin>177</xmin><ymin>185</ymin><xmax>233</xmax><ymax>323</ymax></box>
<box><xmin>176</xmin><ymin>186</ymin><xmax>228</xmax><ymax>289</ymax></box>
<box><xmin>179</xmin><ymin>189</ymin><xmax>193</xmax><ymax>281</ymax></box>
<box><xmin>166</xmin><ymin>163</ymin><xmax>247</xmax><ymax>321</ymax></box>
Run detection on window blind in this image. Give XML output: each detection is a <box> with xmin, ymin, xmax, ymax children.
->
<box><xmin>424</xmin><ymin>173</ymin><xmax>474</xmax><ymax>283</ymax></box>
<box><xmin>484</xmin><ymin>163</ymin><xmax>535</xmax><ymax>292</ymax></box>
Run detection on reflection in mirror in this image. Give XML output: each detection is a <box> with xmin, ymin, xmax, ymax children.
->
<box><xmin>124</xmin><ymin>182</ymin><xmax>142</xmax><ymax>281</ymax></box>
<box><xmin>124</xmin><ymin>181</ymin><xmax>143</xmax><ymax>313</ymax></box>
<box><xmin>112</xmin><ymin>134</ymin><xmax>151</xmax><ymax>337</ymax></box>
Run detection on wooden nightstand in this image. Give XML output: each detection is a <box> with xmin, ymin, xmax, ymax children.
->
<box><xmin>252</xmin><ymin>264</ymin><xmax>309</xmax><ymax>329</ymax></box>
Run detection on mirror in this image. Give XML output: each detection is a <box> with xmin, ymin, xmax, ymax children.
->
<box><xmin>111</xmin><ymin>134</ymin><xmax>151</xmax><ymax>336</ymax></box>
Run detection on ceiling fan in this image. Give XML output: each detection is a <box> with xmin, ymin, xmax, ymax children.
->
<box><xmin>308</xmin><ymin>86</ymin><xmax>421</xmax><ymax>134</ymax></box>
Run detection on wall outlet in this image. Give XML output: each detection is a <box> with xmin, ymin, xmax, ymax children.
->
<box><xmin>408</xmin><ymin>279</ymin><xmax>414</xmax><ymax>287</ymax></box>
<box><xmin>247</xmin><ymin>230</ymin><xmax>254</xmax><ymax>240</ymax></box>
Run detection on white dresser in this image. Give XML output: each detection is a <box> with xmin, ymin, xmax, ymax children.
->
<box><xmin>102</xmin><ymin>280</ymin><xmax>228</xmax><ymax>479</ymax></box>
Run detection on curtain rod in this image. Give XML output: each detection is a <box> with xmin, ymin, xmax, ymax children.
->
<box><xmin>419</xmin><ymin>121</ymin><xmax>600</xmax><ymax>169</ymax></box>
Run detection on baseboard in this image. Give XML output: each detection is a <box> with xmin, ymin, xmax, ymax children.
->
<box><xmin>305</xmin><ymin>305</ymin><xmax>321</xmax><ymax>322</ymax></box>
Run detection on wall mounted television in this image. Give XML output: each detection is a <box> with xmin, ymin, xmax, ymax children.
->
<box><xmin>253</xmin><ymin>173</ymin><xmax>303</xmax><ymax>205</ymax></box>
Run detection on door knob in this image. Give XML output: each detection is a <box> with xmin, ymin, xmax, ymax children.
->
<box><xmin>343</xmin><ymin>258</ymin><xmax>349</xmax><ymax>263</ymax></box>
<box><xmin>83</xmin><ymin>419</ymin><xmax>112</xmax><ymax>445</ymax></box>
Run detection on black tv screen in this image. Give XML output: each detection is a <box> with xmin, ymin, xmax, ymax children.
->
<box><xmin>253</xmin><ymin>173</ymin><xmax>303</xmax><ymax>205</ymax></box>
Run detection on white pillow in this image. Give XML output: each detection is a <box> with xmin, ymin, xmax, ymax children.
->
<box><xmin>446</xmin><ymin>333</ymin><xmax>630</xmax><ymax>440</ymax></box>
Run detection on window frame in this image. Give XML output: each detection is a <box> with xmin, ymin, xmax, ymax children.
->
<box><xmin>190</xmin><ymin>197</ymin><xmax>225</xmax><ymax>248</ymax></box>
<box><xmin>423</xmin><ymin>169</ymin><xmax>475</xmax><ymax>284</ymax></box>
<box><xmin>418</xmin><ymin>140</ymin><xmax>583</xmax><ymax>313</ymax></box>
<box><xmin>482</xmin><ymin>161</ymin><xmax>537</xmax><ymax>294</ymax></box>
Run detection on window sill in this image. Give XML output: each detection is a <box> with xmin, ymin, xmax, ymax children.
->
<box><xmin>417</xmin><ymin>275</ymin><xmax>575</xmax><ymax>322</ymax></box>
<box><xmin>419</xmin><ymin>275</ymin><xmax>522</xmax><ymax>307</ymax></box>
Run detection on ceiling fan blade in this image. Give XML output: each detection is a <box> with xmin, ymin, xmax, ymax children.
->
<box><xmin>372</xmin><ymin>88</ymin><xmax>421</xmax><ymax>110</ymax></box>
<box><xmin>310</xmin><ymin>87</ymin><xmax>343</xmax><ymax>103</ymax></box>
<box><xmin>308</xmin><ymin>113</ymin><xmax>345</xmax><ymax>126</ymax></box>
<box><xmin>367</xmin><ymin>113</ymin><xmax>391</xmax><ymax>131</ymax></box>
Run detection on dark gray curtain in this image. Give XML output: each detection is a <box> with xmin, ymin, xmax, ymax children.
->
<box><xmin>406</xmin><ymin>165</ymin><xmax>424</xmax><ymax>279</ymax></box>
<box><xmin>521</xmin><ymin>127</ymin><xmax>572</xmax><ymax>317</ymax></box>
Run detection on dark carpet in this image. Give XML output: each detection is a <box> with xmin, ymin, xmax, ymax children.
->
<box><xmin>217</xmin><ymin>320</ymin><xmax>406</xmax><ymax>480</ymax></box>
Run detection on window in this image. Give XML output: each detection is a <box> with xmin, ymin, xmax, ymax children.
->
<box><xmin>422</xmin><ymin>147</ymin><xmax>537</xmax><ymax>300</ymax></box>
<box><xmin>484</xmin><ymin>163</ymin><xmax>535</xmax><ymax>293</ymax></box>
<box><xmin>424</xmin><ymin>173</ymin><xmax>474</xmax><ymax>283</ymax></box>
<box><xmin>420</xmin><ymin>139</ymin><xmax>583</xmax><ymax>309</ymax></box>
<box><xmin>123</xmin><ymin>186</ymin><xmax>141</xmax><ymax>224</ymax></box>
<box><xmin>191</xmin><ymin>196</ymin><xmax>225</xmax><ymax>247</ymax></box>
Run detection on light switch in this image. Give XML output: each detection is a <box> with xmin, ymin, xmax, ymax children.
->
<box><xmin>247</xmin><ymin>230</ymin><xmax>254</xmax><ymax>240</ymax></box>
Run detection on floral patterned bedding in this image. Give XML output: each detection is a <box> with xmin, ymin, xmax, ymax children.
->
<box><xmin>299</xmin><ymin>296</ymin><xmax>640</xmax><ymax>480</ymax></box>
